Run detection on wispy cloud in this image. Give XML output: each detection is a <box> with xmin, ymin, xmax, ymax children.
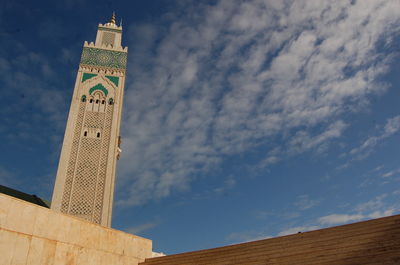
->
<box><xmin>230</xmin><ymin>191</ymin><xmax>398</xmax><ymax>240</ymax></box>
<box><xmin>348</xmin><ymin>115</ymin><xmax>400</xmax><ymax>160</ymax></box>
<box><xmin>277</xmin><ymin>196</ymin><xmax>397</xmax><ymax>236</ymax></box>
<box><xmin>318</xmin><ymin>213</ymin><xmax>364</xmax><ymax>225</ymax></box>
<box><xmin>0</xmin><ymin>42</ymin><xmax>70</xmax><ymax>144</ymax></box>
<box><xmin>213</xmin><ymin>175</ymin><xmax>236</xmax><ymax>195</ymax></box>
<box><xmin>318</xmin><ymin>193</ymin><xmax>396</xmax><ymax>226</ymax></box>
<box><xmin>294</xmin><ymin>195</ymin><xmax>320</xmax><ymax>211</ymax></box>
<box><xmin>318</xmin><ymin>210</ymin><xmax>394</xmax><ymax>226</ymax></box>
<box><xmin>117</xmin><ymin>0</ymin><xmax>400</xmax><ymax>206</ymax></box>
<box><xmin>381</xmin><ymin>168</ymin><xmax>400</xmax><ymax>178</ymax></box>
<box><xmin>354</xmin><ymin>194</ymin><xmax>388</xmax><ymax>212</ymax></box>
<box><xmin>262</xmin><ymin>121</ymin><xmax>347</xmax><ymax>168</ymax></box>
<box><xmin>226</xmin><ymin>231</ymin><xmax>272</xmax><ymax>244</ymax></box>
<box><xmin>125</xmin><ymin>221</ymin><xmax>159</xmax><ymax>235</ymax></box>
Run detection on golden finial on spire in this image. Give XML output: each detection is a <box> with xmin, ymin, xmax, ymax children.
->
<box><xmin>109</xmin><ymin>12</ymin><xmax>116</xmax><ymax>25</ymax></box>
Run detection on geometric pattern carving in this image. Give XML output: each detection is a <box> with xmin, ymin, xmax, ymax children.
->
<box><xmin>98</xmin><ymin>26</ymin><xmax>122</xmax><ymax>33</ymax></box>
<box><xmin>80</xmin><ymin>47</ymin><xmax>127</xmax><ymax>69</ymax></box>
<box><xmin>102</xmin><ymin>32</ymin><xmax>115</xmax><ymax>47</ymax></box>
<box><xmin>61</xmin><ymin>99</ymin><xmax>114</xmax><ymax>224</ymax></box>
<box><xmin>84</xmin><ymin>111</ymin><xmax>105</xmax><ymax>128</ymax></box>
<box><xmin>61</xmin><ymin>101</ymin><xmax>86</xmax><ymax>212</ymax></box>
<box><xmin>69</xmin><ymin>137</ymin><xmax>101</xmax><ymax>221</ymax></box>
<box><xmin>93</xmin><ymin>104</ymin><xmax>114</xmax><ymax>222</ymax></box>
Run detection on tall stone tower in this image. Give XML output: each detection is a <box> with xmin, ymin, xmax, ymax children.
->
<box><xmin>51</xmin><ymin>14</ymin><xmax>128</xmax><ymax>227</ymax></box>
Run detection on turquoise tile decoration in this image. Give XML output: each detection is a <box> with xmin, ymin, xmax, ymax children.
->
<box><xmin>80</xmin><ymin>47</ymin><xmax>127</xmax><ymax>69</ymax></box>
<box><xmin>82</xmin><ymin>73</ymin><xmax>98</xmax><ymax>82</ymax></box>
<box><xmin>105</xmin><ymin>75</ymin><xmax>119</xmax><ymax>86</ymax></box>
<box><xmin>89</xmin><ymin>83</ymin><xmax>109</xmax><ymax>96</ymax></box>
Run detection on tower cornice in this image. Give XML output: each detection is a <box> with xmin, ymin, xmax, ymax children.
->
<box><xmin>98</xmin><ymin>25</ymin><xmax>122</xmax><ymax>33</ymax></box>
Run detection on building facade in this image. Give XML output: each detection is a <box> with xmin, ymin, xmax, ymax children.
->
<box><xmin>51</xmin><ymin>14</ymin><xmax>127</xmax><ymax>227</ymax></box>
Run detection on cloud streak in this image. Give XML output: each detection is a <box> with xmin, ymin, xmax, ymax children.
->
<box><xmin>294</xmin><ymin>195</ymin><xmax>320</xmax><ymax>211</ymax></box>
<box><xmin>278</xmin><ymin>193</ymin><xmax>397</xmax><ymax>236</ymax></box>
<box><xmin>318</xmin><ymin>210</ymin><xmax>395</xmax><ymax>226</ymax></box>
<box><xmin>125</xmin><ymin>221</ymin><xmax>159</xmax><ymax>235</ymax></box>
<box><xmin>117</xmin><ymin>0</ymin><xmax>400</xmax><ymax>206</ymax></box>
<box><xmin>349</xmin><ymin>115</ymin><xmax>400</xmax><ymax>160</ymax></box>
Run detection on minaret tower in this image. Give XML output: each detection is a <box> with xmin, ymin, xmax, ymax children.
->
<box><xmin>51</xmin><ymin>14</ymin><xmax>128</xmax><ymax>227</ymax></box>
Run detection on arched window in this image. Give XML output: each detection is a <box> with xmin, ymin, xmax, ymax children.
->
<box><xmin>102</xmin><ymin>100</ymin><xmax>105</xmax><ymax>104</ymax></box>
<box><xmin>97</xmin><ymin>132</ymin><xmax>101</xmax><ymax>138</ymax></box>
<box><xmin>90</xmin><ymin>99</ymin><xmax>93</xmax><ymax>103</ymax></box>
<box><xmin>81</xmin><ymin>95</ymin><xmax>86</xmax><ymax>102</ymax></box>
<box><xmin>84</xmin><ymin>131</ymin><xmax>87</xmax><ymax>137</ymax></box>
<box><xmin>96</xmin><ymin>99</ymin><xmax>99</xmax><ymax>104</ymax></box>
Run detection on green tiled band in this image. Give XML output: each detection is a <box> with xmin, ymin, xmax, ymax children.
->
<box><xmin>80</xmin><ymin>47</ymin><xmax>127</xmax><ymax>69</ymax></box>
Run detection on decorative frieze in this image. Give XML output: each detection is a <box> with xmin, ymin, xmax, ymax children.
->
<box><xmin>80</xmin><ymin>47</ymin><xmax>127</xmax><ymax>70</ymax></box>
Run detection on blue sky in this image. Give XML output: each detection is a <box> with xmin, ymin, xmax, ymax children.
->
<box><xmin>1</xmin><ymin>0</ymin><xmax>400</xmax><ymax>255</ymax></box>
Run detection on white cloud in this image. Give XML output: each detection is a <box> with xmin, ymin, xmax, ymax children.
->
<box><xmin>0</xmin><ymin>42</ymin><xmax>69</xmax><ymax>144</ymax></box>
<box><xmin>287</xmin><ymin>121</ymin><xmax>347</xmax><ymax>155</ymax></box>
<box><xmin>125</xmin><ymin>222</ymin><xmax>159</xmax><ymax>235</ymax></box>
<box><xmin>318</xmin><ymin>193</ymin><xmax>397</xmax><ymax>226</ymax></box>
<box><xmin>294</xmin><ymin>195</ymin><xmax>320</xmax><ymax>211</ymax></box>
<box><xmin>279</xmin><ymin>191</ymin><xmax>398</xmax><ymax>237</ymax></box>
<box><xmin>367</xmin><ymin>209</ymin><xmax>395</xmax><ymax>219</ymax></box>
<box><xmin>241</xmin><ymin>191</ymin><xmax>398</xmax><ymax>241</ymax></box>
<box><xmin>213</xmin><ymin>176</ymin><xmax>236</xmax><ymax>194</ymax></box>
<box><xmin>381</xmin><ymin>168</ymin><xmax>400</xmax><ymax>178</ymax></box>
<box><xmin>318</xmin><ymin>210</ymin><xmax>394</xmax><ymax>226</ymax></box>
<box><xmin>226</xmin><ymin>231</ymin><xmax>272</xmax><ymax>244</ymax></box>
<box><xmin>349</xmin><ymin>115</ymin><xmax>400</xmax><ymax>160</ymax></box>
<box><xmin>117</xmin><ymin>0</ymin><xmax>400</xmax><ymax>206</ymax></box>
<box><xmin>354</xmin><ymin>194</ymin><xmax>387</xmax><ymax>212</ymax></box>
<box><xmin>318</xmin><ymin>214</ymin><xmax>364</xmax><ymax>225</ymax></box>
<box><xmin>384</xmin><ymin>116</ymin><xmax>400</xmax><ymax>135</ymax></box>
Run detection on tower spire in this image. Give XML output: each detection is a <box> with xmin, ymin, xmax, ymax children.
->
<box><xmin>109</xmin><ymin>12</ymin><xmax>116</xmax><ymax>25</ymax></box>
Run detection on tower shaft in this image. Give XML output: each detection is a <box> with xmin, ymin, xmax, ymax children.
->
<box><xmin>51</xmin><ymin>16</ymin><xmax>128</xmax><ymax>227</ymax></box>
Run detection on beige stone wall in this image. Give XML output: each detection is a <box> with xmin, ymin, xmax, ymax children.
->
<box><xmin>0</xmin><ymin>194</ymin><xmax>152</xmax><ymax>265</ymax></box>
